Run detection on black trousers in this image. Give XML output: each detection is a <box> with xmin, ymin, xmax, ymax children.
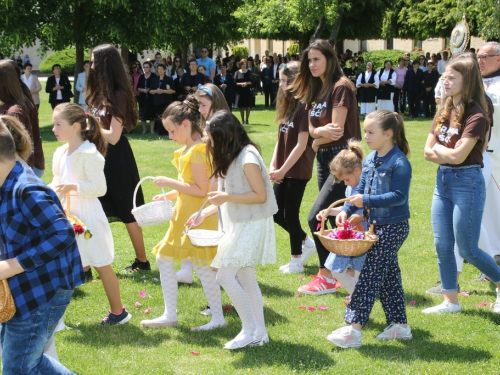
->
<box><xmin>407</xmin><ymin>92</ymin><xmax>420</xmax><ymax>118</ymax></box>
<box><xmin>263</xmin><ymin>85</ymin><xmax>272</xmax><ymax>107</ymax></box>
<box><xmin>307</xmin><ymin>146</ymin><xmax>347</xmax><ymax>268</ymax></box>
<box><xmin>273</xmin><ymin>178</ymin><xmax>310</xmax><ymax>256</ymax></box>
<box><xmin>423</xmin><ymin>90</ymin><xmax>436</xmax><ymax>118</ymax></box>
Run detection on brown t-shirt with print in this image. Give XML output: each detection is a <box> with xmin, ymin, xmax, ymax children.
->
<box><xmin>429</xmin><ymin>101</ymin><xmax>488</xmax><ymax>167</ymax></box>
<box><xmin>275</xmin><ymin>105</ymin><xmax>315</xmax><ymax>179</ymax></box>
<box><xmin>308</xmin><ymin>78</ymin><xmax>361</xmax><ymax>149</ymax></box>
<box><xmin>90</xmin><ymin>90</ymin><xmax>134</xmax><ymax>134</ymax></box>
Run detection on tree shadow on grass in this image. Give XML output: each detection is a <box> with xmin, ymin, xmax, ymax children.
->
<box><xmin>461</xmin><ymin>308</ymin><xmax>500</xmax><ymax>325</ymax></box>
<box><xmin>230</xmin><ymin>339</ymin><xmax>335</xmax><ymax>372</ymax></box>
<box><xmin>259</xmin><ymin>281</ymin><xmax>295</xmax><ymax>298</ymax></box>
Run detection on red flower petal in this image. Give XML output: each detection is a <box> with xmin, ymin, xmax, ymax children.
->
<box><xmin>223</xmin><ymin>304</ymin><xmax>233</xmax><ymax>311</ymax></box>
<box><xmin>459</xmin><ymin>292</ymin><xmax>469</xmax><ymax>297</ymax></box>
<box><xmin>299</xmin><ymin>306</ymin><xmax>307</xmax><ymax>309</ymax></box>
<box><xmin>190</xmin><ymin>351</ymin><xmax>199</xmax><ymax>356</ymax></box>
<box><xmin>318</xmin><ymin>305</ymin><xmax>328</xmax><ymax>310</ymax></box>
<box><xmin>481</xmin><ymin>301</ymin><xmax>488</xmax><ymax>306</ymax></box>
<box><xmin>308</xmin><ymin>307</ymin><xmax>316</xmax><ymax>312</ymax></box>
<box><xmin>296</xmin><ymin>293</ymin><xmax>302</xmax><ymax>297</ymax></box>
<box><xmin>408</xmin><ymin>300</ymin><xmax>416</xmax><ymax>305</ymax></box>
<box><xmin>343</xmin><ymin>302</ymin><xmax>348</xmax><ymax>306</ymax></box>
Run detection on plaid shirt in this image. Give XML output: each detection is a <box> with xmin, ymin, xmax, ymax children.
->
<box><xmin>0</xmin><ymin>162</ymin><xmax>84</xmax><ymax>320</ymax></box>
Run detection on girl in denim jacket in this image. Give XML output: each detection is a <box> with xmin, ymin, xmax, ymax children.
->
<box><xmin>327</xmin><ymin>110</ymin><xmax>412</xmax><ymax>348</ymax></box>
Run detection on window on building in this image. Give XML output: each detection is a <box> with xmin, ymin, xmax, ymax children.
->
<box><xmin>361</xmin><ymin>40</ymin><xmax>367</xmax><ymax>52</ymax></box>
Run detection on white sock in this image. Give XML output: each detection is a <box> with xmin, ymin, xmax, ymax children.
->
<box><xmin>237</xmin><ymin>267</ymin><xmax>267</xmax><ymax>336</ymax></box>
<box><xmin>217</xmin><ymin>266</ymin><xmax>256</xmax><ymax>333</ymax></box>
<box><xmin>191</xmin><ymin>264</ymin><xmax>226</xmax><ymax>331</ymax></box>
<box><xmin>303</xmin><ymin>236</ymin><xmax>315</xmax><ymax>248</ymax></box>
<box><xmin>154</xmin><ymin>258</ymin><xmax>178</xmax><ymax>322</ymax></box>
<box><xmin>333</xmin><ymin>271</ymin><xmax>356</xmax><ymax>295</ymax></box>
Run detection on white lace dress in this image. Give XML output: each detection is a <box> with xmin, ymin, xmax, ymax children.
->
<box><xmin>211</xmin><ymin>152</ymin><xmax>276</xmax><ymax>268</ymax></box>
<box><xmin>57</xmin><ymin>143</ymin><xmax>114</xmax><ymax>268</ymax></box>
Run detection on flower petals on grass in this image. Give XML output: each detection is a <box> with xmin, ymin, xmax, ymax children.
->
<box><xmin>142</xmin><ymin>307</ymin><xmax>151</xmax><ymax>314</ymax></box>
<box><xmin>481</xmin><ymin>301</ymin><xmax>488</xmax><ymax>306</ymax></box>
<box><xmin>134</xmin><ymin>302</ymin><xmax>141</xmax><ymax>307</ymax></box>
<box><xmin>139</xmin><ymin>289</ymin><xmax>146</xmax><ymax>298</ymax></box>
<box><xmin>408</xmin><ymin>300</ymin><xmax>416</xmax><ymax>305</ymax></box>
<box><xmin>308</xmin><ymin>307</ymin><xmax>316</xmax><ymax>312</ymax></box>
<box><xmin>299</xmin><ymin>306</ymin><xmax>307</xmax><ymax>309</ymax></box>
<box><xmin>459</xmin><ymin>292</ymin><xmax>469</xmax><ymax>297</ymax></box>
<box><xmin>318</xmin><ymin>305</ymin><xmax>328</xmax><ymax>310</ymax></box>
<box><xmin>190</xmin><ymin>351</ymin><xmax>199</xmax><ymax>356</ymax></box>
<box><xmin>223</xmin><ymin>305</ymin><xmax>233</xmax><ymax>311</ymax></box>
<box><xmin>296</xmin><ymin>293</ymin><xmax>302</xmax><ymax>297</ymax></box>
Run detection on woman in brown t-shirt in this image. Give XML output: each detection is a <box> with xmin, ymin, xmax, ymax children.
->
<box><xmin>269</xmin><ymin>61</ymin><xmax>316</xmax><ymax>274</ymax></box>
<box><xmin>87</xmin><ymin>44</ymin><xmax>149</xmax><ymax>273</ymax></box>
<box><xmin>289</xmin><ymin>39</ymin><xmax>361</xmax><ymax>295</ymax></box>
<box><xmin>423</xmin><ymin>56</ymin><xmax>500</xmax><ymax>314</ymax></box>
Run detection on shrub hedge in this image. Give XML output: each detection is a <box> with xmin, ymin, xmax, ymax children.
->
<box><xmin>39</xmin><ymin>48</ymin><xmax>89</xmax><ymax>75</ymax></box>
<box><xmin>231</xmin><ymin>46</ymin><xmax>250</xmax><ymax>59</ymax></box>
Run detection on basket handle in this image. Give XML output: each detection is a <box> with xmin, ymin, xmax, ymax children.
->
<box><xmin>185</xmin><ymin>198</ymin><xmax>223</xmax><ymax>233</ymax></box>
<box><xmin>65</xmin><ymin>193</ymin><xmax>71</xmax><ymax>213</ymax></box>
<box><xmin>133</xmin><ymin>176</ymin><xmax>168</xmax><ymax>209</ymax></box>
<box><xmin>319</xmin><ymin>197</ymin><xmax>350</xmax><ymax>235</ymax></box>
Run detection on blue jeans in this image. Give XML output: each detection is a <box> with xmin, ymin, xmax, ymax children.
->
<box><xmin>431</xmin><ymin>165</ymin><xmax>500</xmax><ymax>292</ymax></box>
<box><xmin>1</xmin><ymin>288</ymin><xmax>75</xmax><ymax>375</ymax></box>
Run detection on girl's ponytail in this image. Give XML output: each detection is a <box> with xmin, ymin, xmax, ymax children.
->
<box><xmin>329</xmin><ymin>138</ymin><xmax>365</xmax><ymax>180</ymax></box>
<box><xmin>53</xmin><ymin>103</ymin><xmax>107</xmax><ymax>156</ymax></box>
<box><xmin>84</xmin><ymin>114</ymin><xmax>107</xmax><ymax>156</ymax></box>
<box><xmin>365</xmin><ymin>110</ymin><xmax>410</xmax><ymax>157</ymax></box>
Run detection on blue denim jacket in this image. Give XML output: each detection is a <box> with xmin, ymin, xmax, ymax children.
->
<box><xmin>342</xmin><ymin>145</ymin><xmax>411</xmax><ymax>225</ymax></box>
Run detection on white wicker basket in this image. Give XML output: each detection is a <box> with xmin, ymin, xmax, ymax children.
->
<box><xmin>184</xmin><ymin>199</ymin><xmax>224</xmax><ymax>246</ymax></box>
<box><xmin>131</xmin><ymin>176</ymin><xmax>174</xmax><ymax>227</ymax></box>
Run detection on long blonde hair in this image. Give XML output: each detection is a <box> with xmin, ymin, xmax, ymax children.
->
<box><xmin>434</xmin><ymin>57</ymin><xmax>488</xmax><ymax>129</ymax></box>
<box><xmin>329</xmin><ymin>139</ymin><xmax>364</xmax><ymax>182</ymax></box>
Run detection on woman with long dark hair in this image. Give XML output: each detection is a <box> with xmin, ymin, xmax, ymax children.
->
<box><xmin>86</xmin><ymin>44</ymin><xmax>149</xmax><ymax>273</ymax></box>
<box><xmin>289</xmin><ymin>39</ymin><xmax>361</xmax><ymax>295</ymax></box>
<box><xmin>270</xmin><ymin>61</ymin><xmax>316</xmax><ymax>274</ymax></box>
<box><xmin>0</xmin><ymin>60</ymin><xmax>45</xmax><ymax>177</ymax></box>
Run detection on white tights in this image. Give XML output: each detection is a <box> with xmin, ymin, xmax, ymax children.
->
<box><xmin>216</xmin><ymin>266</ymin><xmax>266</xmax><ymax>335</ymax></box>
<box><xmin>155</xmin><ymin>258</ymin><xmax>225</xmax><ymax>329</ymax></box>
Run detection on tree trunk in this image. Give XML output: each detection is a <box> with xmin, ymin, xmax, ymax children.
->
<box><xmin>181</xmin><ymin>43</ymin><xmax>189</xmax><ymax>65</ymax></box>
<box><xmin>73</xmin><ymin>3</ymin><xmax>86</xmax><ymax>103</ymax></box>
<box><xmin>298</xmin><ymin>34</ymin><xmax>310</xmax><ymax>55</ymax></box>
<box><xmin>311</xmin><ymin>16</ymin><xmax>326</xmax><ymax>43</ymax></box>
<box><xmin>328</xmin><ymin>11</ymin><xmax>343</xmax><ymax>47</ymax></box>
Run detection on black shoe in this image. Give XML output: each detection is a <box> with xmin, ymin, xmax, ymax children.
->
<box><xmin>99</xmin><ymin>308</ymin><xmax>132</xmax><ymax>325</ymax></box>
<box><xmin>122</xmin><ymin>258</ymin><xmax>151</xmax><ymax>273</ymax></box>
<box><xmin>85</xmin><ymin>269</ymin><xmax>93</xmax><ymax>282</ymax></box>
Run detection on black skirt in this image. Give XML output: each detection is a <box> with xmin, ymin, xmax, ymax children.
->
<box><xmin>99</xmin><ymin>135</ymin><xmax>144</xmax><ymax>223</ymax></box>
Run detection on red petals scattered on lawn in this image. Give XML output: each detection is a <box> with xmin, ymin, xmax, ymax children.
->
<box><xmin>481</xmin><ymin>301</ymin><xmax>488</xmax><ymax>306</ymax></box>
<box><xmin>299</xmin><ymin>276</ymin><xmax>305</xmax><ymax>280</ymax></box>
<box><xmin>134</xmin><ymin>302</ymin><xmax>141</xmax><ymax>307</ymax></box>
<box><xmin>223</xmin><ymin>305</ymin><xmax>233</xmax><ymax>311</ymax></box>
<box><xmin>296</xmin><ymin>293</ymin><xmax>303</xmax><ymax>297</ymax></box>
<box><xmin>308</xmin><ymin>307</ymin><xmax>316</xmax><ymax>312</ymax></box>
<box><xmin>318</xmin><ymin>305</ymin><xmax>328</xmax><ymax>310</ymax></box>
<box><xmin>190</xmin><ymin>351</ymin><xmax>199</xmax><ymax>356</ymax></box>
<box><xmin>299</xmin><ymin>306</ymin><xmax>307</xmax><ymax>309</ymax></box>
<box><xmin>408</xmin><ymin>300</ymin><xmax>416</xmax><ymax>305</ymax></box>
<box><xmin>142</xmin><ymin>307</ymin><xmax>151</xmax><ymax>314</ymax></box>
<box><xmin>343</xmin><ymin>302</ymin><xmax>348</xmax><ymax>306</ymax></box>
<box><xmin>459</xmin><ymin>292</ymin><xmax>469</xmax><ymax>297</ymax></box>
<box><xmin>299</xmin><ymin>305</ymin><xmax>328</xmax><ymax>311</ymax></box>
<box><xmin>139</xmin><ymin>289</ymin><xmax>146</xmax><ymax>298</ymax></box>
<box><xmin>345</xmin><ymin>295</ymin><xmax>351</xmax><ymax>300</ymax></box>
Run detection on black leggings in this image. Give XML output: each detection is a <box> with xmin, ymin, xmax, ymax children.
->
<box><xmin>307</xmin><ymin>147</ymin><xmax>347</xmax><ymax>268</ymax></box>
<box><xmin>273</xmin><ymin>178</ymin><xmax>310</xmax><ymax>256</ymax></box>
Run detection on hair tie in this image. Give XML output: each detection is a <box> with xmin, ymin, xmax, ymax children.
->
<box><xmin>182</xmin><ymin>99</ymin><xmax>199</xmax><ymax>112</ymax></box>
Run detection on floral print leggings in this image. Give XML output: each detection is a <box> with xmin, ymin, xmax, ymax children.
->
<box><xmin>344</xmin><ymin>221</ymin><xmax>410</xmax><ymax>326</ymax></box>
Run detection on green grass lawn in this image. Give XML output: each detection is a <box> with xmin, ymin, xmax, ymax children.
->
<box><xmin>31</xmin><ymin>83</ymin><xmax>500</xmax><ymax>375</ymax></box>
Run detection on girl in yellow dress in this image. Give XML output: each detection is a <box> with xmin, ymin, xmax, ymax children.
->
<box><xmin>140</xmin><ymin>97</ymin><xmax>226</xmax><ymax>331</ymax></box>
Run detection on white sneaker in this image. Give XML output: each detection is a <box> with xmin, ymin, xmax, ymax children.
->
<box><xmin>422</xmin><ymin>301</ymin><xmax>461</xmax><ymax>314</ymax></box>
<box><xmin>326</xmin><ymin>326</ymin><xmax>362</xmax><ymax>348</ymax></box>
<box><xmin>376</xmin><ymin>323</ymin><xmax>412</xmax><ymax>340</ymax></box>
<box><xmin>300</xmin><ymin>237</ymin><xmax>316</xmax><ymax>264</ymax></box>
<box><xmin>494</xmin><ymin>288</ymin><xmax>500</xmax><ymax>313</ymax></box>
<box><xmin>279</xmin><ymin>262</ymin><xmax>304</xmax><ymax>274</ymax></box>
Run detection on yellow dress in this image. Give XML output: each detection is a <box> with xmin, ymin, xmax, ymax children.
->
<box><xmin>152</xmin><ymin>143</ymin><xmax>218</xmax><ymax>266</ymax></box>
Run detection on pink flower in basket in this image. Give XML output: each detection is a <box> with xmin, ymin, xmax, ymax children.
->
<box><xmin>327</xmin><ymin>222</ymin><xmax>364</xmax><ymax>240</ymax></box>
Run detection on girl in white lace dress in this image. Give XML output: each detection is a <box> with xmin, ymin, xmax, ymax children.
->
<box><xmin>188</xmin><ymin>110</ymin><xmax>277</xmax><ymax>350</ymax></box>
<box><xmin>50</xmin><ymin>103</ymin><xmax>130</xmax><ymax>325</ymax></box>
